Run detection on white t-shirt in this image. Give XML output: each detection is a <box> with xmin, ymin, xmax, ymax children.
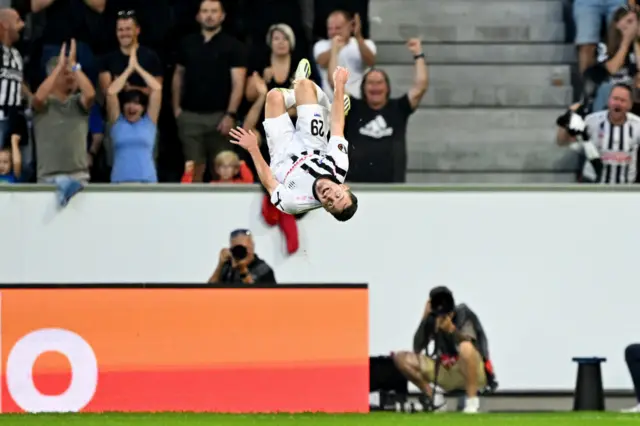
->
<box><xmin>270</xmin><ymin>137</ymin><xmax>350</xmax><ymax>215</ymax></box>
<box><xmin>313</xmin><ymin>37</ymin><xmax>377</xmax><ymax>101</ymax></box>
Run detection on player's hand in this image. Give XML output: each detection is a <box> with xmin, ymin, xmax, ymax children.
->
<box><xmin>333</xmin><ymin>66</ymin><xmax>349</xmax><ymax>86</ymax></box>
<box><xmin>406</xmin><ymin>38</ymin><xmax>423</xmax><ymax>56</ymax></box>
<box><xmin>229</xmin><ymin>126</ymin><xmax>259</xmax><ymax>152</ymax></box>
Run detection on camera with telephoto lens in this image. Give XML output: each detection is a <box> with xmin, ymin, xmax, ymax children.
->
<box><xmin>230</xmin><ymin>245</ymin><xmax>248</xmax><ymax>261</ymax></box>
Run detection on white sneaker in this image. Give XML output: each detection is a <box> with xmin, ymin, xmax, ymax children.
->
<box><xmin>621</xmin><ymin>404</ymin><xmax>640</xmax><ymax>413</ymax></box>
<box><xmin>293</xmin><ymin>58</ymin><xmax>311</xmax><ymax>83</ymax></box>
<box><xmin>463</xmin><ymin>396</ymin><xmax>480</xmax><ymax>414</ymax></box>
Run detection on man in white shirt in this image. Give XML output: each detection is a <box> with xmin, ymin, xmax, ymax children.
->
<box><xmin>230</xmin><ymin>62</ymin><xmax>358</xmax><ymax>221</ymax></box>
<box><xmin>313</xmin><ymin>11</ymin><xmax>376</xmax><ymax>100</ymax></box>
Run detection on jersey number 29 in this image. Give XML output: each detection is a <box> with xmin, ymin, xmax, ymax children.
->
<box><xmin>311</xmin><ymin>119</ymin><xmax>325</xmax><ymax>137</ymax></box>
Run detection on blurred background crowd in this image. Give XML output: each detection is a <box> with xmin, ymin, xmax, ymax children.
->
<box><xmin>0</xmin><ymin>0</ymin><xmax>638</xmax><ymax>189</ymax></box>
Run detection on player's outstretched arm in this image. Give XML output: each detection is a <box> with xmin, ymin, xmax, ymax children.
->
<box><xmin>229</xmin><ymin>127</ymin><xmax>279</xmax><ymax>194</ymax></box>
<box><xmin>330</xmin><ymin>67</ymin><xmax>348</xmax><ymax>138</ymax></box>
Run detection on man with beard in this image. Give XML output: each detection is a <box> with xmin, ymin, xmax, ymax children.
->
<box><xmin>172</xmin><ymin>0</ymin><xmax>247</xmax><ymax>182</ymax></box>
<box><xmin>98</xmin><ymin>10</ymin><xmax>163</xmax><ymax>98</ymax></box>
<box><xmin>0</xmin><ymin>8</ymin><xmax>25</xmax><ymax>150</ymax></box>
<box><xmin>556</xmin><ymin>83</ymin><xmax>640</xmax><ymax>184</ymax></box>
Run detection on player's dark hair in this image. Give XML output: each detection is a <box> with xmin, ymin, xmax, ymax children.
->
<box><xmin>332</xmin><ymin>191</ymin><xmax>358</xmax><ymax>222</ymax></box>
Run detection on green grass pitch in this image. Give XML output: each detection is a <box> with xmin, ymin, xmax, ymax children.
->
<box><xmin>0</xmin><ymin>412</ymin><xmax>638</xmax><ymax>425</ymax></box>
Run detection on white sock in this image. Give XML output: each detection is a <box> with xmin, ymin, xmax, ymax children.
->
<box><xmin>314</xmin><ymin>83</ymin><xmax>332</xmax><ymax>110</ymax></box>
<box><xmin>280</xmin><ymin>89</ymin><xmax>297</xmax><ymax>110</ymax></box>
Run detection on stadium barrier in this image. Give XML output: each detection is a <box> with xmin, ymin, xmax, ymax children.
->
<box><xmin>0</xmin><ymin>284</ymin><xmax>369</xmax><ymax>413</ymax></box>
<box><xmin>1</xmin><ymin>184</ymin><xmax>639</xmax><ymax>391</ymax></box>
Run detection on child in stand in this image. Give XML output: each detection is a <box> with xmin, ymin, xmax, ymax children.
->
<box><xmin>0</xmin><ymin>133</ymin><xmax>22</xmax><ymax>184</ymax></box>
<box><xmin>211</xmin><ymin>150</ymin><xmax>254</xmax><ymax>183</ymax></box>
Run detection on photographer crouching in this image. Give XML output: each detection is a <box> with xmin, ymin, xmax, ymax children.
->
<box><xmin>392</xmin><ymin>287</ymin><xmax>496</xmax><ymax>414</ymax></box>
<box><xmin>208</xmin><ymin>229</ymin><xmax>277</xmax><ymax>285</ymax></box>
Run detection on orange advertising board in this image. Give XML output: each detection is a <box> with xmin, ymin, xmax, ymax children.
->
<box><xmin>0</xmin><ymin>287</ymin><xmax>369</xmax><ymax>413</ymax></box>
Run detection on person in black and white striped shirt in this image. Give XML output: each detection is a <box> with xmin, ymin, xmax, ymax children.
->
<box><xmin>0</xmin><ymin>8</ymin><xmax>24</xmax><ymax>150</ymax></box>
<box><xmin>231</xmin><ymin>61</ymin><xmax>357</xmax><ymax>222</ymax></box>
<box><xmin>557</xmin><ymin>83</ymin><xmax>640</xmax><ymax>184</ymax></box>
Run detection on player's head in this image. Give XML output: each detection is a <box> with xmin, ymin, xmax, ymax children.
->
<box><xmin>608</xmin><ymin>83</ymin><xmax>633</xmax><ymax>120</ymax></box>
<box><xmin>116</xmin><ymin>10</ymin><xmax>140</xmax><ymax>48</ymax></box>
<box><xmin>313</xmin><ymin>176</ymin><xmax>358</xmax><ymax>222</ymax></box>
<box><xmin>198</xmin><ymin>0</ymin><xmax>225</xmax><ymax>32</ymax></box>
<box><xmin>361</xmin><ymin>68</ymin><xmax>391</xmax><ymax>108</ymax></box>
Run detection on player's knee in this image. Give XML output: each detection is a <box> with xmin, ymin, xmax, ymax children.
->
<box><xmin>294</xmin><ymin>78</ymin><xmax>316</xmax><ymax>96</ymax></box>
<box><xmin>393</xmin><ymin>351</ymin><xmax>416</xmax><ymax>370</ymax></box>
<box><xmin>266</xmin><ymin>89</ymin><xmax>285</xmax><ymax>108</ymax></box>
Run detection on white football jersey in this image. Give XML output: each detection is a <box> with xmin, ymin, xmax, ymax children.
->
<box><xmin>270</xmin><ymin>136</ymin><xmax>350</xmax><ymax>215</ymax></box>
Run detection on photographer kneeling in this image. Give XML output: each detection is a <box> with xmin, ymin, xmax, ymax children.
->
<box><xmin>392</xmin><ymin>287</ymin><xmax>496</xmax><ymax>414</ymax></box>
<box><xmin>208</xmin><ymin>229</ymin><xmax>277</xmax><ymax>285</ymax></box>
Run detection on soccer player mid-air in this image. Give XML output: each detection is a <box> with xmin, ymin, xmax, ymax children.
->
<box><xmin>230</xmin><ymin>60</ymin><xmax>357</xmax><ymax>221</ymax></box>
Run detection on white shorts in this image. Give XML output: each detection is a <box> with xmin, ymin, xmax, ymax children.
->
<box><xmin>263</xmin><ymin>104</ymin><xmax>329</xmax><ymax>171</ymax></box>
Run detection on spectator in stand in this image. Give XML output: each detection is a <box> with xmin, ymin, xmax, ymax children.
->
<box><xmin>313</xmin><ymin>10</ymin><xmax>376</xmax><ymax>100</ymax></box>
<box><xmin>574</xmin><ymin>0</ymin><xmax>631</xmax><ymax>74</ymax></box>
<box><xmin>313</xmin><ymin>0</ymin><xmax>370</xmax><ymax>41</ymax></box>
<box><xmin>33</xmin><ymin>40</ymin><xmax>95</xmax><ymax>204</ymax></box>
<box><xmin>87</xmin><ymin>103</ymin><xmax>107</xmax><ymax>182</ymax></box>
<box><xmin>211</xmin><ymin>150</ymin><xmax>254</xmax><ymax>183</ymax></box>
<box><xmin>0</xmin><ymin>8</ymin><xmax>25</xmax><ymax>149</ymax></box>
<box><xmin>345</xmin><ymin>39</ymin><xmax>428</xmax><ymax>183</ymax></box>
<box><xmin>586</xmin><ymin>6</ymin><xmax>640</xmax><ymax>111</ymax></box>
<box><xmin>208</xmin><ymin>229</ymin><xmax>276</xmax><ymax>285</ymax></box>
<box><xmin>106</xmin><ymin>47</ymin><xmax>161</xmax><ymax>184</ymax></box>
<box><xmin>0</xmin><ymin>132</ymin><xmax>22</xmax><ymax>183</ymax></box>
<box><xmin>172</xmin><ymin>0</ymin><xmax>247</xmax><ymax>182</ymax></box>
<box><xmin>622</xmin><ymin>343</ymin><xmax>640</xmax><ymax>413</ymax></box>
<box><xmin>98</xmin><ymin>10</ymin><xmax>163</xmax><ymax>98</ymax></box>
<box><xmin>33</xmin><ymin>0</ymin><xmax>105</xmax><ymax>84</ymax></box>
<box><xmin>100</xmin><ymin>0</ymin><xmax>171</xmax><ymax>60</ymax></box>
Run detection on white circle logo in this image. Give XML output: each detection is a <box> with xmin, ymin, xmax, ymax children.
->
<box><xmin>6</xmin><ymin>328</ymin><xmax>98</xmax><ymax>413</ymax></box>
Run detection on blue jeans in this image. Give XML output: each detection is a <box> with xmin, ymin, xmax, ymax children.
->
<box><xmin>592</xmin><ymin>81</ymin><xmax>613</xmax><ymax>111</ymax></box>
<box><xmin>574</xmin><ymin>0</ymin><xmax>627</xmax><ymax>45</ymax></box>
<box><xmin>41</xmin><ymin>41</ymin><xmax>97</xmax><ymax>85</ymax></box>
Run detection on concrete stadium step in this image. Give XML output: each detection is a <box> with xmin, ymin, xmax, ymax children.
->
<box><xmin>406</xmin><ymin>172</ymin><xmax>576</xmax><ymax>183</ymax></box>
<box><xmin>369</xmin><ymin>0</ymin><xmax>563</xmax><ymax>23</ymax></box>
<box><xmin>403</xmin><ymin>109</ymin><xmax>569</xmax><ymax>171</ymax></box>
<box><xmin>376</xmin><ymin>43</ymin><xmax>576</xmax><ymax>64</ymax></box>
<box><xmin>421</xmin><ymin>86</ymin><xmax>572</xmax><ymax>107</ymax></box>
<box><xmin>385</xmin><ymin>64</ymin><xmax>570</xmax><ymax>88</ymax></box>
<box><xmin>407</xmin><ymin>140</ymin><xmax>577</xmax><ymax>172</ymax></box>
<box><xmin>371</xmin><ymin>22</ymin><xmax>565</xmax><ymax>43</ymax></box>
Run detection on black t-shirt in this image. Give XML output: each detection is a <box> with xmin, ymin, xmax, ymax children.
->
<box><xmin>39</xmin><ymin>0</ymin><xmax>95</xmax><ymax>44</ymax></box>
<box><xmin>176</xmin><ymin>32</ymin><xmax>247</xmax><ymax>113</ymax></box>
<box><xmin>345</xmin><ymin>94</ymin><xmax>414</xmax><ymax>183</ymax></box>
<box><xmin>99</xmin><ymin>46</ymin><xmax>163</xmax><ymax>88</ymax></box>
<box><xmin>218</xmin><ymin>255</ymin><xmax>277</xmax><ymax>284</ymax></box>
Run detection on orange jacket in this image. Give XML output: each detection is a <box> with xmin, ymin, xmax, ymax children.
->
<box><xmin>180</xmin><ymin>161</ymin><xmax>255</xmax><ymax>184</ymax></box>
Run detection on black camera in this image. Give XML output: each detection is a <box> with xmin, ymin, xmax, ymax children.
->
<box><xmin>230</xmin><ymin>245</ymin><xmax>248</xmax><ymax>260</ymax></box>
